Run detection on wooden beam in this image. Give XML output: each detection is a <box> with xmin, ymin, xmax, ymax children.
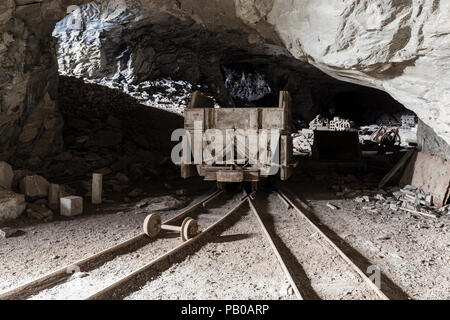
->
<box><xmin>378</xmin><ymin>149</ymin><xmax>415</xmax><ymax>189</ymax></box>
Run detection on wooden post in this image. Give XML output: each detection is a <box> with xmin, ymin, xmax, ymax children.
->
<box><xmin>48</xmin><ymin>184</ymin><xmax>60</xmax><ymax>211</ymax></box>
<box><xmin>92</xmin><ymin>173</ymin><xmax>103</xmax><ymax>205</ymax></box>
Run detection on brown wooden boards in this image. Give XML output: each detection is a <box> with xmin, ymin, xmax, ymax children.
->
<box><xmin>400</xmin><ymin>151</ymin><xmax>450</xmax><ymax>207</ymax></box>
<box><xmin>188</xmin><ymin>91</ymin><xmax>214</xmax><ymax>109</ymax></box>
<box><xmin>378</xmin><ymin>149</ymin><xmax>415</xmax><ymax>188</ymax></box>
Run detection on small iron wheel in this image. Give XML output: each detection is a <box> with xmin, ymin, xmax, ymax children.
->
<box><xmin>180</xmin><ymin>217</ymin><xmax>199</xmax><ymax>242</ymax></box>
<box><xmin>143</xmin><ymin>213</ymin><xmax>161</xmax><ymax>238</ymax></box>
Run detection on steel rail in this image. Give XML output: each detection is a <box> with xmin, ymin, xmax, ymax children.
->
<box><xmin>247</xmin><ymin>197</ymin><xmax>303</xmax><ymax>300</ymax></box>
<box><xmin>274</xmin><ymin>186</ymin><xmax>389</xmax><ymax>300</ymax></box>
<box><xmin>86</xmin><ymin>195</ymin><xmax>249</xmax><ymax>300</ymax></box>
<box><xmin>0</xmin><ymin>189</ymin><xmax>222</xmax><ymax>300</ymax></box>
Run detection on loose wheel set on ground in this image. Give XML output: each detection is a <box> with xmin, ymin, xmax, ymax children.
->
<box><xmin>143</xmin><ymin>213</ymin><xmax>199</xmax><ymax>242</ymax></box>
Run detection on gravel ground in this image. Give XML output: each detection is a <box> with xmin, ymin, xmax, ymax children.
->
<box><xmin>0</xmin><ymin>179</ymin><xmax>212</xmax><ymax>294</ymax></box>
<box><xmin>1</xmin><ymin>168</ymin><xmax>448</xmax><ymax>300</ymax></box>
<box><xmin>125</xmin><ymin>204</ymin><xmax>293</xmax><ymax>300</ymax></box>
<box><xmin>284</xmin><ymin>174</ymin><xmax>450</xmax><ymax>300</ymax></box>
<box><xmin>27</xmin><ymin>192</ymin><xmax>243</xmax><ymax>300</ymax></box>
<box><xmin>252</xmin><ymin>190</ymin><xmax>382</xmax><ymax>300</ymax></box>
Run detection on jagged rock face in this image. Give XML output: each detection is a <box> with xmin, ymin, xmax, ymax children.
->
<box><xmin>52</xmin><ymin>1</ymin><xmax>276</xmax><ymax>107</ymax></box>
<box><xmin>0</xmin><ymin>0</ymin><xmax>449</xmax><ymax>163</ymax></box>
<box><xmin>54</xmin><ymin>1</ymin><xmax>405</xmax><ymax>120</ymax></box>
<box><xmin>0</xmin><ymin>0</ymin><xmax>85</xmax><ymax>165</ymax></box>
<box><xmin>238</xmin><ymin>0</ymin><xmax>450</xmax><ymax>148</ymax></box>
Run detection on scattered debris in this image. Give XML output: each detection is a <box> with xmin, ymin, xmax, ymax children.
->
<box><xmin>292</xmin><ymin>115</ymin><xmax>355</xmax><ymax>154</ymax></box>
<box><xmin>399</xmin><ymin>151</ymin><xmax>450</xmax><ymax>207</ymax></box>
<box><xmin>292</xmin><ymin>129</ymin><xmax>314</xmax><ymax>153</ymax></box>
<box><xmin>394</xmin><ymin>185</ymin><xmax>441</xmax><ymax>218</ymax></box>
<box><xmin>144</xmin><ymin>195</ymin><xmax>190</xmax><ymax>212</ymax></box>
<box><xmin>326</xmin><ymin>203</ymin><xmax>338</xmax><ymax>210</ymax></box>
<box><xmin>401</xmin><ymin>115</ymin><xmax>417</xmax><ymax>128</ymax></box>
<box><xmin>370</xmin><ymin>126</ymin><xmax>401</xmax><ymax>148</ymax></box>
<box><xmin>0</xmin><ymin>227</ymin><xmax>21</xmax><ymax>239</ymax></box>
<box><xmin>372</xmin><ymin>184</ymin><xmax>444</xmax><ymax>218</ymax></box>
<box><xmin>438</xmin><ymin>204</ymin><xmax>450</xmax><ymax>215</ymax></box>
<box><xmin>70</xmin><ymin>272</ymin><xmax>89</xmax><ymax>280</ymax></box>
<box><xmin>279</xmin><ymin>283</ymin><xmax>293</xmax><ymax>297</ymax></box>
<box><xmin>309</xmin><ymin>115</ymin><xmax>354</xmax><ymax>131</ymax></box>
<box><xmin>355</xmin><ymin>196</ymin><xmax>370</xmax><ymax>203</ymax></box>
<box><xmin>27</xmin><ymin>203</ymin><xmax>54</xmax><ymax>222</ymax></box>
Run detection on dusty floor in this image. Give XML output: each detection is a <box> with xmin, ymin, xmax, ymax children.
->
<box><xmin>284</xmin><ymin>170</ymin><xmax>450</xmax><ymax>300</ymax></box>
<box><xmin>125</xmin><ymin>203</ymin><xmax>291</xmax><ymax>300</ymax></box>
<box><xmin>27</xmin><ymin>190</ymin><xmax>283</xmax><ymax>299</ymax></box>
<box><xmin>0</xmin><ymin>178</ymin><xmax>212</xmax><ymax>293</ymax></box>
<box><xmin>252</xmin><ymin>190</ymin><xmax>382</xmax><ymax>300</ymax></box>
<box><xmin>1</xmin><ymin>163</ymin><xmax>449</xmax><ymax>300</ymax></box>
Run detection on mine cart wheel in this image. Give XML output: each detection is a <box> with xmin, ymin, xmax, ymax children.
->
<box><xmin>143</xmin><ymin>213</ymin><xmax>162</xmax><ymax>238</ymax></box>
<box><xmin>181</xmin><ymin>217</ymin><xmax>199</xmax><ymax>242</ymax></box>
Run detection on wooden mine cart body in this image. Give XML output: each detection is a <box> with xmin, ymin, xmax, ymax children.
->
<box><xmin>180</xmin><ymin>91</ymin><xmax>295</xmax><ymax>186</ymax></box>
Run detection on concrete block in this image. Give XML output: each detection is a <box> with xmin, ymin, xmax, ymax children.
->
<box><xmin>0</xmin><ymin>161</ymin><xmax>14</xmax><ymax>190</ymax></box>
<box><xmin>0</xmin><ymin>190</ymin><xmax>26</xmax><ymax>221</ymax></box>
<box><xmin>20</xmin><ymin>175</ymin><xmax>49</xmax><ymax>199</ymax></box>
<box><xmin>60</xmin><ymin>196</ymin><xmax>83</xmax><ymax>217</ymax></box>
<box><xmin>92</xmin><ymin>173</ymin><xmax>102</xmax><ymax>205</ymax></box>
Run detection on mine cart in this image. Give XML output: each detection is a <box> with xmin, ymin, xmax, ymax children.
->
<box><xmin>180</xmin><ymin>91</ymin><xmax>296</xmax><ymax>191</ymax></box>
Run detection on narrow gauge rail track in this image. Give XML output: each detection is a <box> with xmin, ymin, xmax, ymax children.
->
<box><xmin>271</xmin><ymin>186</ymin><xmax>389</xmax><ymax>300</ymax></box>
<box><xmin>247</xmin><ymin>195</ymin><xmax>303</xmax><ymax>300</ymax></box>
<box><xmin>2</xmin><ymin>186</ymin><xmax>391</xmax><ymax>300</ymax></box>
<box><xmin>0</xmin><ymin>190</ymin><xmax>223</xmax><ymax>300</ymax></box>
<box><xmin>86</xmin><ymin>193</ymin><xmax>250</xmax><ymax>300</ymax></box>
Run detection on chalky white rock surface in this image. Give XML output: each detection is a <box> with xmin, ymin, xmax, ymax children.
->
<box><xmin>238</xmin><ymin>0</ymin><xmax>450</xmax><ymax>145</ymax></box>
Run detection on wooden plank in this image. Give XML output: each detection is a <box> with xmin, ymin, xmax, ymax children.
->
<box><xmin>216</xmin><ymin>170</ymin><xmax>244</xmax><ymax>183</ymax></box>
<box><xmin>181</xmin><ymin>164</ymin><xmax>196</xmax><ymax>179</ymax></box>
<box><xmin>400</xmin><ymin>151</ymin><xmax>450</xmax><ymax>207</ymax></box>
<box><xmin>378</xmin><ymin>149</ymin><xmax>415</xmax><ymax>188</ymax></box>
<box><xmin>188</xmin><ymin>91</ymin><xmax>214</xmax><ymax>109</ymax></box>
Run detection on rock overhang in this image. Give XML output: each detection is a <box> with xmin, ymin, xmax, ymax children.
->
<box><xmin>0</xmin><ymin>0</ymin><xmax>448</xmax><ymax>161</ymax></box>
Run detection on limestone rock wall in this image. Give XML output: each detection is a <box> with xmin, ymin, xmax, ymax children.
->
<box><xmin>54</xmin><ymin>1</ymin><xmax>405</xmax><ymax>123</ymax></box>
<box><xmin>238</xmin><ymin>0</ymin><xmax>450</xmax><ymax>147</ymax></box>
<box><xmin>0</xmin><ymin>0</ymin><xmax>449</xmax><ymax>163</ymax></box>
<box><xmin>0</xmin><ymin>0</ymin><xmax>86</xmax><ymax>165</ymax></box>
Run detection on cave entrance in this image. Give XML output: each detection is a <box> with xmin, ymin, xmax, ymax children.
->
<box><xmin>51</xmin><ymin>1</ymin><xmax>421</xmax><ymax>205</ymax></box>
<box><xmin>219</xmin><ymin>63</ymin><xmax>418</xmax><ymax>156</ymax></box>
